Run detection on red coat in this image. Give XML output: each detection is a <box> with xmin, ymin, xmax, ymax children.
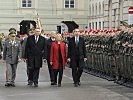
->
<box><xmin>50</xmin><ymin>41</ymin><xmax>67</xmax><ymax>69</ymax></box>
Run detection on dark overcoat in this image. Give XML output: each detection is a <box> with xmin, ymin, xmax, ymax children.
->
<box><xmin>46</xmin><ymin>38</ymin><xmax>53</xmax><ymax>62</ymax></box>
<box><xmin>67</xmin><ymin>37</ymin><xmax>86</xmax><ymax>68</ymax></box>
<box><xmin>25</xmin><ymin>35</ymin><xmax>47</xmax><ymax>68</ymax></box>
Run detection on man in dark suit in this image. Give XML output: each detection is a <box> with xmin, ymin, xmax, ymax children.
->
<box><xmin>22</xmin><ymin>28</ymin><xmax>34</xmax><ymax>85</ymax></box>
<box><xmin>46</xmin><ymin>31</ymin><xmax>56</xmax><ymax>85</ymax></box>
<box><xmin>67</xmin><ymin>28</ymin><xmax>87</xmax><ymax>87</ymax></box>
<box><xmin>24</xmin><ymin>28</ymin><xmax>47</xmax><ymax>87</ymax></box>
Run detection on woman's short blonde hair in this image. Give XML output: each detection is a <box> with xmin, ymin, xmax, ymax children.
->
<box><xmin>55</xmin><ymin>33</ymin><xmax>62</xmax><ymax>41</ymax></box>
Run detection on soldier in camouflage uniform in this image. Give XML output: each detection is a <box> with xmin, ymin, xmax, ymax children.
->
<box><xmin>114</xmin><ymin>21</ymin><xmax>129</xmax><ymax>84</ymax></box>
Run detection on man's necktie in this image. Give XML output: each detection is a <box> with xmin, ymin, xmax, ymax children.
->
<box><xmin>76</xmin><ymin>37</ymin><xmax>78</xmax><ymax>46</ymax></box>
<box><xmin>35</xmin><ymin>36</ymin><xmax>38</xmax><ymax>43</ymax></box>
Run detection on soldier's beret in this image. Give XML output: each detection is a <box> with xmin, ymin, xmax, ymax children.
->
<box><xmin>129</xmin><ymin>24</ymin><xmax>133</xmax><ymax>28</ymax></box>
<box><xmin>100</xmin><ymin>30</ymin><xmax>103</xmax><ymax>32</ymax></box>
<box><xmin>120</xmin><ymin>21</ymin><xmax>129</xmax><ymax>27</ymax></box>
<box><xmin>9</xmin><ymin>28</ymin><xmax>16</xmax><ymax>33</ymax></box>
<box><xmin>104</xmin><ymin>30</ymin><xmax>107</xmax><ymax>32</ymax></box>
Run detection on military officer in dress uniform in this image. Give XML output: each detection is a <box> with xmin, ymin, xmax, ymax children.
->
<box><xmin>3</xmin><ymin>29</ymin><xmax>22</xmax><ymax>87</ymax></box>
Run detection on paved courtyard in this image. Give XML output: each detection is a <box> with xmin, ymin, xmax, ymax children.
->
<box><xmin>0</xmin><ymin>61</ymin><xmax>132</xmax><ymax>100</ymax></box>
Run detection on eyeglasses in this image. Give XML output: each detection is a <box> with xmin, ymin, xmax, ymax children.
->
<box><xmin>75</xmin><ymin>31</ymin><xmax>80</xmax><ymax>32</ymax></box>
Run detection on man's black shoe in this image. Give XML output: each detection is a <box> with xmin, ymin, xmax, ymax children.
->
<box><xmin>10</xmin><ymin>83</ymin><xmax>15</xmax><ymax>87</ymax></box>
<box><xmin>58</xmin><ymin>84</ymin><xmax>61</xmax><ymax>87</ymax></box>
<box><xmin>5</xmin><ymin>83</ymin><xmax>10</xmax><ymax>87</ymax></box>
<box><xmin>54</xmin><ymin>82</ymin><xmax>57</xmax><ymax>85</ymax></box>
<box><xmin>34</xmin><ymin>83</ymin><xmax>38</xmax><ymax>87</ymax></box>
<box><xmin>74</xmin><ymin>84</ymin><xmax>78</xmax><ymax>87</ymax></box>
<box><xmin>28</xmin><ymin>81</ymin><xmax>33</xmax><ymax>85</ymax></box>
<box><xmin>51</xmin><ymin>82</ymin><xmax>55</xmax><ymax>85</ymax></box>
<box><xmin>78</xmin><ymin>82</ymin><xmax>81</xmax><ymax>86</ymax></box>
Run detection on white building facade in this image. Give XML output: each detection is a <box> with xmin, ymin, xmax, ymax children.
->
<box><xmin>88</xmin><ymin>0</ymin><xmax>133</xmax><ymax>30</ymax></box>
<box><xmin>0</xmin><ymin>0</ymin><xmax>88</xmax><ymax>34</ymax></box>
<box><xmin>88</xmin><ymin>0</ymin><xmax>104</xmax><ymax>30</ymax></box>
<box><xmin>1</xmin><ymin>0</ymin><xmax>133</xmax><ymax>34</ymax></box>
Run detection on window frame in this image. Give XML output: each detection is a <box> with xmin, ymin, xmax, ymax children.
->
<box><xmin>21</xmin><ymin>0</ymin><xmax>32</xmax><ymax>8</ymax></box>
<box><xmin>64</xmin><ymin>0</ymin><xmax>75</xmax><ymax>9</ymax></box>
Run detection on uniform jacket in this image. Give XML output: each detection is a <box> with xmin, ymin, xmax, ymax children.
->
<box><xmin>50</xmin><ymin>41</ymin><xmax>67</xmax><ymax>69</ymax></box>
<box><xmin>3</xmin><ymin>38</ymin><xmax>22</xmax><ymax>64</ymax></box>
<box><xmin>25</xmin><ymin>35</ymin><xmax>47</xmax><ymax>68</ymax></box>
<box><xmin>67</xmin><ymin>36</ymin><xmax>86</xmax><ymax>68</ymax></box>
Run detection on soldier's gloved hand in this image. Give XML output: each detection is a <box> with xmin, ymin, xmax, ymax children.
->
<box><xmin>128</xmin><ymin>44</ymin><xmax>132</xmax><ymax>47</ymax></box>
<box><xmin>18</xmin><ymin>58</ymin><xmax>22</xmax><ymax>62</ymax></box>
<box><xmin>84</xmin><ymin>58</ymin><xmax>87</xmax><ymax>62</ymax></box>
<box><xmin>23</xmin><ymin>58</ymin><xmax>27</xmax><ymax>62</ymax></box>
<box><xmin>67</xmin><ymin>58</ymin><xmax>71</xmax><ymax>62</ymax></box>
<box><xmin>122</xmin><ymin>44</ymin><xmax>126</xmax><ymax>47</ymax></box>
<box><xmin>43</xmin><ymin>59</ymin><xmax>47</xmax><ymax>63</ymax></box>
<box><xmin>116</xmin><ymin>41</ymin><xmax>120</xmax><ymax>44</ymax></box>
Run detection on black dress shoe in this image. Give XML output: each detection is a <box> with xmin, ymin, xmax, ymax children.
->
<box><xmin>54</xmin><ymin>82</ymin><xmax>57</xmax><ymax>85</ymax></box>
<box><xmin>78</xmin><ymin>82</ymin><xmax>81</xmax><ymax>86</ymax></box>
<box><xmin>58</xmin><ymin>84</ymin><xmax>61</xmax><ymax>87</ymax></box>
<box><xmin>5</xmin><ymin>83</ymin><xmax>10</xmax><ymax>87</ymax></box>
<box><xmin>34</xmin><ymin>83</ymin><xmax>38</xmax><ymax>87</ymax></box>
<box><xmin>10</xmin><ymin>83</ymin><xmax>15</xmax><ymax>87</ymax></box>
<box><xmin>74</xmin><ymin>84</ymin><xmax>78</xmax><ymax>87</ymax></box>
<box><xmin>28</xmin><ymin>81</ymin><xmax>33</xmax><ymax>85</ymax></box>
<box><xmin>51</xmin><ymin>82</ymin><xmax>55</xmax><ymax>85</ymax></box>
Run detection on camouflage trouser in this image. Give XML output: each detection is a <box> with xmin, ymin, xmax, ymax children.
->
<box><xmin>114</xmin><ymin>55</ymin><xmax>121</xmax><ymax>77</ymax></box>
<box><xmin>92</xmin><ymin>52</ymin><xmax>97</xmax><ymax>71</ymax></box>
<box><xmin>99</xmin><ymin>53</ymin><xmax>104</xmax><ymax>72</ymax></box>
<box><xmin>96</xmin><ymin>53</ymin><xmax>101</xmax><ymax>72</ymax></box>
<box><xmin>86</xmin><ymin>52</ymin><xmax>92</xmax><ymax>69</ymax></box>
<box><xmin>129</xmin><ymin>55</ymin><xmax>133</xmax><ymax>80</ymax></box>
<box><xmin>103</xmin><ymin>52</ymin><xmax>109</xmax><ymax>74</ymax></box>
<box><xmin>123</xmin><ymin>54</ymin><xmax>131</xmax><ymax>79</ymax></box>
<box><xmin>108</xmin><ymin>54</ymin><xmax>116</xmax><ymax>76</ymax></box>
<box><xmin>115</xmin><ymin>54</ymin><xmax>124</xmax><ymax>78</ymax></box>
<box><xmin>119</xmin><ymin>54</ymin><xmax>128</xmax><ymax>78</ymax></box>
<box><xmin>87</xmin><ymin>52</ymin><xmax>93</xmax><ymax>70</ymax></box>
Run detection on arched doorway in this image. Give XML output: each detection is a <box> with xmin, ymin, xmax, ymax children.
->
<box><xmin>19</xmin><ymin>20</ymin><xmax>36</xmax><ymax>35</ymax></box>
<box><xmin>61</xmin><ymin>21</ymin><xmax>79</xmax><ymax>33</ymax></box>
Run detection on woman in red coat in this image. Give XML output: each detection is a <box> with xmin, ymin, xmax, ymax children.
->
<box><xmin>50</xmin><ymin>34</ymin><xmax>67</xmax><ymax>87</ymax></box>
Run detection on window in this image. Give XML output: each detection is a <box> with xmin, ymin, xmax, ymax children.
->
<box><xmin>99</xmin><ymin>3</ymin><xmax>101</xmax><ymax>15</ymax></box>
<box><xmin>99</xmin><ymin>22</ymin><xmax>101</xmax><ymax>29</ymax></box>
<box><xmin>96</xmin><ymin>3</ymin><xmax>97</xmax><ymax>15</ymax></box>
<box><xmin>89</xmin><ymin>5</ymin><xmax>91</xmax><ymax>16</ymax></box>
<box><xmin>64</xmin><ymin>0</ymin><xmax>75</xmax><ymax>8</ymax></box>
<box><xmin>95</xmin><ymin>22</ymin><xmax>97</xmax><ymax>29</ymax></box>
<box><xmin>22</xmin><ymin>0</ymin><xmax>32</xmax><ymax>7</ymax></box>
<box><xmin>92</xmin><ymin>4</ymin><xmax>94</xmax><ymax>16</ymax></box>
